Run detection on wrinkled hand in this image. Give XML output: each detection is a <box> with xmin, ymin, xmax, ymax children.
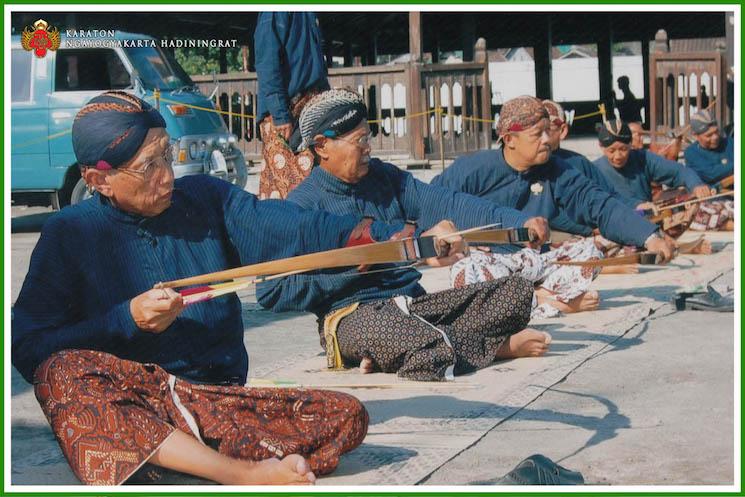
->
<box><xmin>692</xmin><ymin>184</ymin><xmax>714</xmax><ymax>200</ymax></box>
<box><xmin>523</xmin><ymin>217</ymin><xmax>549</xmax><ymax>248</ymax></box>
<box><xmin>644</xmin><ymin>234</ymin><xmax>677</xmax><ymax>264</ymax></box>
<box><xmin>130</xmin><ymin>288</ymin><xmax>184</xmax><ymax>333</ymax></box>
<box><xmin>422</xmin><ymin>220</ymin><xmax>467</xmax><ymax>267</ymax></box>
<box><xmin>275</xmin><ymin>123</ymin><xmax>293</xmax><ymax>142</ymax></box>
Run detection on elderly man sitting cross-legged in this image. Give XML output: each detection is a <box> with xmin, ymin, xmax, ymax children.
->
<box><xmin>11</xmin><ymin>91</ymin><xmax>465</xmax><ymax>486</ymax></box>
<box><xmin>259</xmin><ymin>88</ymin><xmax>554</xmax><ymax>382</ymax></box>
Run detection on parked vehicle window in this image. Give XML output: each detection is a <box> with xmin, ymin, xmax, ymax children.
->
<box><xmin>55</xmin><ymin>49</ymin><xmax>130</xmax><ymax>91</ymax></box>
<box><xmin>12</xmin><ymin>49</ymin><xmax>32</xmax><ymax>102</ymax></box>
<box><xmin>124</xmin><ymin>46</ymin><xmax>195</xmax><ymax>90</ymax></box>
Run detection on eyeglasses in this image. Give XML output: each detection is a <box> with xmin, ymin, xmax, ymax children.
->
<box><xmin>119</xmin><ymin>144</ymin><xmax>174</xmax><ymax>181</ymax></box>
<box><xmin>335</xmin><ymin>132</ymin><xmax>372</xmax><ymax>149</ymax></box>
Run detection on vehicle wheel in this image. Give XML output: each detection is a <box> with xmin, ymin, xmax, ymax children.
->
<box><xmin>69</xmin><ymin>177</ymin><xmax>92</xmax><ymax>205</ymax></box>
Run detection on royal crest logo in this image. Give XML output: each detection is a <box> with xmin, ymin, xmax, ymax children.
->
<box><xmin>21</xmin><ymin>19</ymin><xmax>61</xmax><ymax>58</ymax></box>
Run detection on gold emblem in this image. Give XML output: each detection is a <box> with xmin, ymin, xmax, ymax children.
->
<box><xmin>21</xmin><ymin>19</ymin><xmax>61</xmax><ymax>59</ymax></box>
<box><xmin>530</xmin><ymin>182</ymin><xmax>544</xmax><ymax>195</ymax></box>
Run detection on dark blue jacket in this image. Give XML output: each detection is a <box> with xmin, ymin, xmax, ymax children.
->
<box><xmin>683</xmin><ymin>136</ymin><xmax>734</xmax><ymax>185</ymax></box>
<box><xmin>594</xmin><ymin>149</ymin><xmax>704</xmax><ymax>205</ymax></box>
<box><xmin>257</xmin><ymin>160</ymin><xmax>530</xmax><ymax>317</ymax></box>
<box><xmin>550</xmin><ymin>147</ymin><xmax>635</xmax><ymax>234</ymax></box>
<box><xmin>12</xmin><ymin>175</ymin><xmax>401</xmax><ymax>385</ymax></box>
<box><xmin>255</xmin><ymin>12</ymin><xmax>329</xmax><ymax>125</ymax></box>
<box><xmin>431</xmin><ymin>149</ymin><xmax>658</xmax><ymax>248</ymax></box>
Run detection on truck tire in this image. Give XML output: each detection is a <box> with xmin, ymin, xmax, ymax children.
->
<box><xmin>69</xmin><ymin>177</ymin><xmax>92</xmax><ymax>205</ymax></box>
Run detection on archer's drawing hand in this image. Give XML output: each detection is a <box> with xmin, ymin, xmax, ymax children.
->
<box><xmin>523</xmin><ymin>216</ymin><xmax>549</xmax><ymax>249</ymax></box>
<box><xmin>130</xmin><ymin>288</ymin><xmax>184</xmax><ymax>333</ymax></box>
<box><xmin>692</xmin><ymin>184</ymin><xmax>714</xmax><ymax>200</ymax></box>
<box><xmin>422</xmin><ymin>220</ymin><xmax>467</xmax><ymax>267</ymax></box>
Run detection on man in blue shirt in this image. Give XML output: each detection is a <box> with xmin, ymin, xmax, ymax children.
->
<box><xmin>259</xmin><ymin>88</ymin><xmax>552</xmax><ymax>383</ymax></box>
<box><xmin>684</xmin><ymin>109</ymin><xmax>735</xmax><ymax>186</ymax></box>
<box><xmin>12</xmin><ymin>92</ymin><xmax>437</xmax><ymax>486</ymax></box>
<box><xmin>255</xmin><ymin>12</ymin><xmax>330</xmax><ymax>200</ymax></box>
<box><xmin>593</xmin><ymin>119</ymin><xmax>711</xmax><ymax>208</ymax></box>
<box><xmin>683</xmin><ymin>109</ymin><xmax>735</xmax><ymax>232</ymax></box>
<box><xmin>541</xmin><ymin>100</ymin><xmax>634</xmax><ymax>237</ymax></box>
<box><xmin>432</xmin><ymin>96</ymin><xmax>676</xmax><ymax>316</ymax></box>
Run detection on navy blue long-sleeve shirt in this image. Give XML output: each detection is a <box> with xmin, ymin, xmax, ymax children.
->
<box><xmin>431</xmin><ymin>149</ymin><xmax>658</xmax><ymax>247</ymax></box>
<box><xmin>683</xmin><ymin>136</ymin><xmax>734</xmax><ymax>185</ymax></box>
<box><xmin>12</xmin><ymin>175</ymin><xmax>402</xmax><ymax>385</ymax></box>
<box><xmin>255</xmin><ymin>12</ymin><xmax>329</xmax><ymax>125</ymax></box>
<box><xmin>594</xmin><ymin>149</ymin><xmax>705</xmax><ymax>205</ymax></box>
<box><xmin>256</xmin><ymin>160</ymin><xmax>531</xmax><ymax>317</ymax></box>
<box><xmin>549</xmin><ymin>147</ymin><xmax>635</xmax><ymax>234</ymax></box>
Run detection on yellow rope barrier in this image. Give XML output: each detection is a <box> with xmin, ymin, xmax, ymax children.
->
<box><xmin>572</xmin><ymin>109</ymin><xmax>602</xmax><ymax>121</ymax></box>
<box><xmin>11</xmin><ymin>97</ymin><xmax>609</xmax><ymax>150</ymax></box>
<box><xmin>12</xmin><ymin>129</ymin><xmax>72</xmax><ymax>150</ymax></box>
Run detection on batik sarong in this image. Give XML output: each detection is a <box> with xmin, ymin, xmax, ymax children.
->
<box><xmin>450</xmin><ymin>238</ymin><xmax>603</xmax><ymax>319</ymax></box>
<box><xmin>326</xmin><ymin>276</ymin><xmax>533</xmax><ymax>382</ymax></box>
<box><xmin>689</xmin><ymin>200</ymin><xmax>735</xmax><ymax>231</ymax></box>
<box><xmin>258</xmin><ymin>90</ymin><xmax>323</xmax><ymax>200</ymax></box>
<box><xmin>33</xmin><ymin>349</ymin><xmax>368</xmax><ymax>485</ymax></box>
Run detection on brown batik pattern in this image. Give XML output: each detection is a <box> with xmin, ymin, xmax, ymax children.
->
<box><xmin>258</xmin><ymin>90</ymin><xmax>323</xmax><ymax>200</ymax></box>
<box><xmin>334</xmin><ymin>276</ymin><xmax>533</xmax><ymax>381</ymax></box>
<box><xmin>690</xmin><ymin>199</ymin><xmax>735</xmax><ymax>231</ymax></box>
<box><xmin>33</xmin><ymin>349</ymin><xmax>368</xmax><ymax>485</ymax></box>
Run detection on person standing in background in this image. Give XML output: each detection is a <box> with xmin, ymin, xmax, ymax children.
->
<box><xmin>255</xmin><ymin>12</ymin><xmax>330</xmax><ymax>199</ymax></box>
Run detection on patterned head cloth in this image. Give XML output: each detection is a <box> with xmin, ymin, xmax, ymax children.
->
<box><xmin>690</xmin><ymin>109</ymin><xmax>718</xmax><ymax>134</ymax></box>
<box><xmin>497</xmin><ymin>96</ymin><xmax>549</xmax><ymax>138</ymax></box>
<box><xmin>542</xmin><ymin>100</ymin><xmax>565</xmax><ymax>126</ymax></box>
<box><xmin>597</xmin><ymin>119</ymin><xmax>632</xmax><ymax>147</ymax></box>
<box><xmin>72</xmin><ymin>91</ymin><xmax>166</xmax><ymax>170</ymax></box>
<box><xmin>294</xmin><ymin>88</ymin><xmax>368</xmax><ymax>152</ymax></box>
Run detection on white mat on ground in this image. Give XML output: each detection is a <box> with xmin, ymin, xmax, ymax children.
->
<box><xmin>9</xmin><ymin>233</ymin><xmax>733</xmax><ymax>485</ymax></box>
<box><xmin>248</xmin><ymin>234</ymin><xmax>734</xmax><ymax>485</ymax></box>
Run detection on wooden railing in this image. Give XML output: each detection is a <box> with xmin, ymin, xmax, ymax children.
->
<box><xmin>649</xmin><ymin>47</ymin><xmax>727</xmax><ymax>141</ymax></box>
<box><xmin>191</xmin><ymin>51</ymin><xmax>491</xmax><ymax>164</ymax></box>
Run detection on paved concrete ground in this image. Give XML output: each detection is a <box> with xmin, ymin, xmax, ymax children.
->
<box><xmin>424</xmin><ymin>296</ymin><xmax>735</xmax><ymax>485</ymax></box>
<box><xmin>8</xmin><ymin>149</ymin><xmax>737</xmax><ymax>487</ymax></box>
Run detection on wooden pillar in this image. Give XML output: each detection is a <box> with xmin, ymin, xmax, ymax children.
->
<box><xmin>344</xmin><ymin>39</ymin><xmax>353</xmax><ymax>67</ymax></box>
<box><xmin>248</xmin><ymin>38</ymin><xmax>256</xmax><ymax>71</ymax></box>
<box><xmin>409</xmin><ymin>12</ymin><xmax>422</xmax><ymax>63</ymax></box>
<box><xmin>598</xmin><ymin>15</ymin><xmax>613</xmax><ymax>107</ymax></box>
<box><xmin>475</xmin><ymin>38</ymin><xmax>492</xmax><ymax>151</ymax></box>
<box><xmin>641</xmin><ymin>37</ymin><xmax>651</xmax><ymax>126</ymax></box>
<box><xmin>325</xmin><ymin>38</ymin><xmax>334</xmax><ymax>69</ymax></box>
<box><xmin>366</xmin><ymin>34</ymin><xmax>378</xmax><ymax>66</ymax></box>
<box><xmin>461</xmin><ymin>14</ymin><xmax>476</xmax><ymax>62</ymax></box>
<box><xmin>534</xmin><ymin>14</ymin><xmax>552</xmax><ymax>99</ymax></box>
<box><xmin>219</xmin><ymin>47</ymin><xmax>228</xmax><ymax>74</ymax></box>
<box><xmin>408</xmin><ymin>63</ymin><xmax>425</xmax><ymax>159</ymax></box>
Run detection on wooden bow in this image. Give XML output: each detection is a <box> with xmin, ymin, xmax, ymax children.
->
<box><xmin>159</xmin><ymin>225</ymin><xmax>535</xmax><ymax>304</ymax></box>
<box><xmin>551</xmin><ymin>251</ymin><xmax>665</xmax><ymax>267</ymax></box>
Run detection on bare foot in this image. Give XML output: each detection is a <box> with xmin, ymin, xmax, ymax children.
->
<box><xmin>495</xmin><ymin>328</ymin><xmax>552</xmax><ymax>359</ymax></box>
<box><xmin>681</xmin><ymin>238</ymin><xmax>713</xmax><ymax>255</ymax></box>
<box><xmin>537</xmin><ymin>289</ymin><xmax>600</xmax><ymax>314</ymax></box>
<box><xmin>601</xmin><ymin>264</ymin><xmax>639</xmax><ymax>274</ymax></box>
<box><xmin>233</xmin><ymin>455</ymin><xmax>316</xmax><ymax>485</ymax></box>
<box><xmin>359</xmin><ymin>357</ymin><xmax>374</xmax><ymax>374</ymax></box>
